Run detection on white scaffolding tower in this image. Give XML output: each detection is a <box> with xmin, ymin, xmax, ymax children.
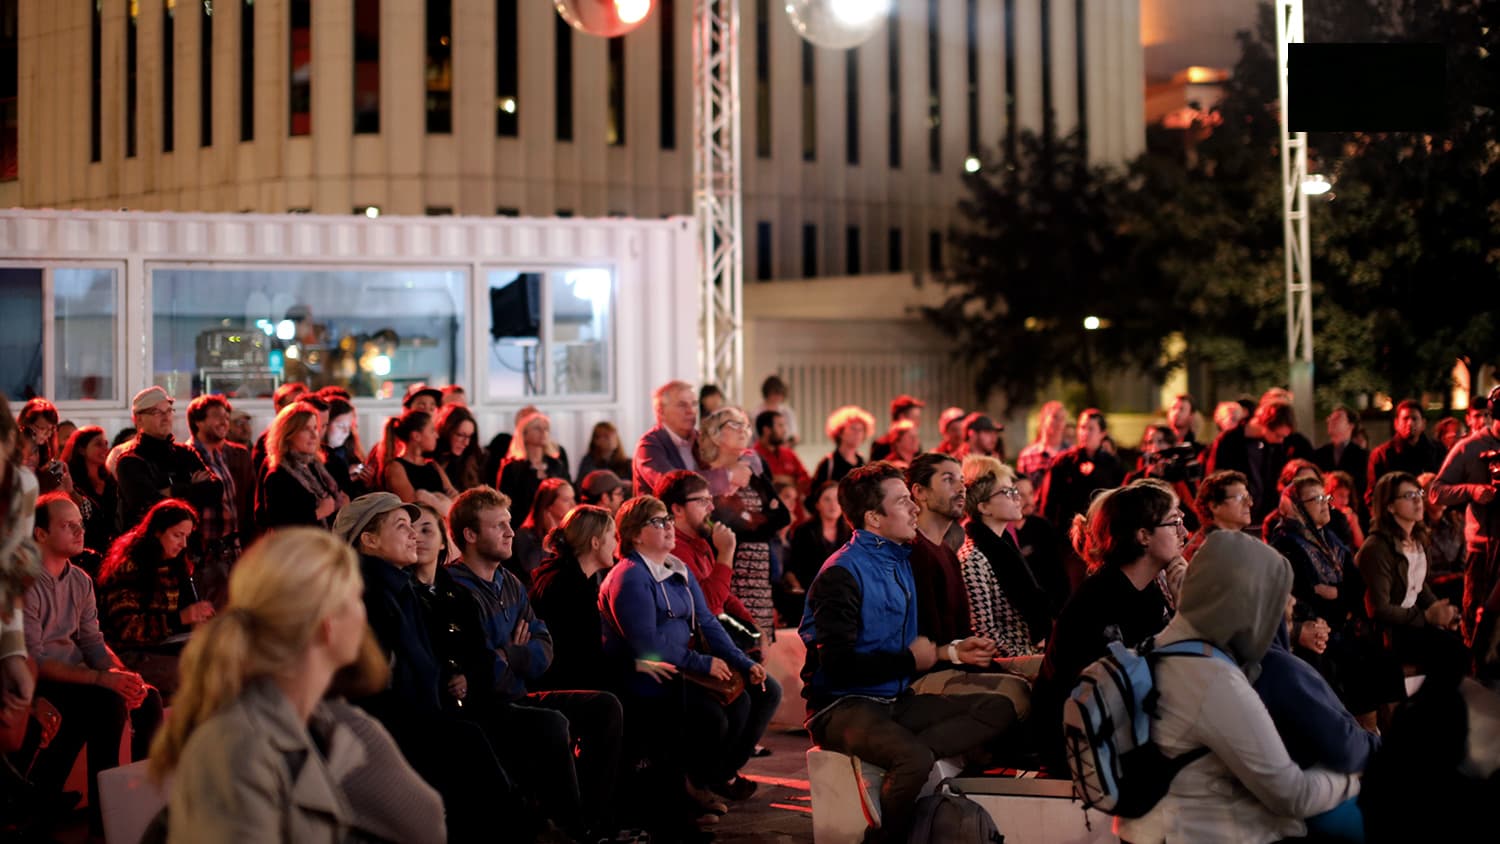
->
<box><xmin>693</xmin><ymin>0</ymin><xmax>745</xmax><ymax>401</ymax></box>
<box><xmin>1276</xmin><ymin>0</ymin><xmax>1316</xmax><ymax>424</ymax></box>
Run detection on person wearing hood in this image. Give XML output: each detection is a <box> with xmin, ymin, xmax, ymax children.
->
<box><xmin>1118</xmin><ymin>530</ymin><xmax>1361</xmax><ymax>844</ymax></box>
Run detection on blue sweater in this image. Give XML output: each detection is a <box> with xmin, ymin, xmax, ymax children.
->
<box><xmin>599</xmin><ymin>551</ymin><xmax>753</xmax><ymax>698</ymax></box>
<box><xmin>1253</xmin><ymin>624</ymin><xmax>1380</xmax><ymax>773</ymax></box>
<box><xmin>447</xmin><ymin>561</ymin><xmax>553</xmax><ymax>701</ymax></box>
<box><xmin>799</xmin><ymin>531</ymin><xmax>920</xmax><ymax>713</ymax></box>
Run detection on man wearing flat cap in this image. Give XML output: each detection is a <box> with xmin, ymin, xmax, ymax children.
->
<box><xmin>114</xmin><ymin>386</ymin><xmax>223</xmax><ymax>532</ymax></box>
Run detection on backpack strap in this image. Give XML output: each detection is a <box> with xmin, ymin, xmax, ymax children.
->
<box><xmin>1149</xmin><ymin>638</ymin><xmax>1237</xmax><ymax>668</ymax></box>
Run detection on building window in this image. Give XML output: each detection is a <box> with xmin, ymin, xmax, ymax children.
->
<box><xmin>289</xmin><ymin>0</ymin><xmax>311</xmax><ymax>135</ymax></box>
<box><xmin>496</xmin><ymin>0</ymin><xmax>518</xmax><ymax>136</ymax></box>
<box><xmin>965</xmin><ymin>0</ymin><xmax>977</xmax><ymax>157</ymax></box>
<box><xmin>126</xmin><ymin>1</ymin><xmax>138</xmax><ymax>158</ymax></box>
<box><xmin>200</xmin><ymin>0</ymin><xmax>212</xmax><ymax>147</ymax></box>
<box><xmin>496</xmin><ymin>206</ymin><xmax>519</xmax><ymax>216</ymax></box>
<box><xmin>801</xmin><ymin>41</ymin><xmax>815</xmax><ymax>162</ymax></box>
<box><xmin>0</xmin><ymin>267</ymin><xmax>120</xmax><ymax>402</ymax></box>
<box><xmin>926</xmin><ymin>0</ymin><xmax>940</xmax><ymax>171</ymax></box>
<box><xmin>846</xmin><ymin>226</ymin><xmax>861</xmax><ymax>275</ymax></box>
<box><xmin>888</xmin><ymin>227</ymin><xmax>903</xmax><ymax>271</ymax></box>
<box><xmin>658</xmin><ymin>0</ymin><xmax>674</xmax><ymax>149</ymax></box>
<box><xmin>163</xmin><ymin>0</ymin><xmax>175</xmax><ymax>152</ymax></box>
<box><xmin>606</xmin><ymin>37</ymin><xmax>625</xmax><ymax>146</ymax></box>
<box><xmin>555</xmin><ymin>209</ymin><xmax>574</xmax><ymax>218</ymax></box>
<box><xmin>90</xmin><ymin>1</ymin><xmax>101</xmax><ymax>162</ymax></box>
<box><xmin>240</xmin><ymin>0</ymin><xmax>254</xmax><ymax>141</ymax></box>
<box><xmin>755</xmin><ymin>221</ymin><xmax>772</xmax><ymax>281</ymax></box>
<box><xmin>1004</xmin><ymin>0</ymin><xmax>1016</xmax><ymax>157</ymax></box>
<box><xmin>887</xmin><ymin>9</ymin><xmax>900</xmax><ymax>169</ymax></box>
<box><xmin>845</xmin><ymin>50</ymin><xmax>859</xmax><ymax>165</ymax></box>
<box><xmin>0</xmin><ymin>0</ymin><xmax>15</xmax><ymax>180</ymax></box>
<box><xmin>152</xmin><ymin>267</ymin><xmax>467</xmax><ymax>400</ymax></box>
<box><xmin>555</xmin><ymin>15</ymin><xmax>573</xmax><ymax>141</ymax></box>
<box><xmin>1040</xmin><ymin>0</ymin><xmax>1053</xmax><ymax>140</ymax></box>
<box><xmin>801</xmin><ymin>223</ymin><xmax>817</xmax><ymax>277</ymax></box>
<box><xmin>929</xmin><ymin>229</ymin><xmax>943</xmax><ymax>272</ymax></box>
<box><xmin>487</xmin><ymin>269</ymin><xmax>612</xmax><ymax>398</ymax></box>
<box><xmin>754</xmin><ymin>0</ymin><xmax>769</xmax><ymax>158</ymax></box>
<box><xmin>425</xmin><ymin>207</ymin><xmax>454</xmax><ymax>216</ymax></box>
<box><xmin>354</xmin><ymin>0</ymin><xmax>379</xmax><ymax>134</ymax></box>
<box><xmin>426</xmin><ymin>1</ymin><xmax>452</xmax><ymax>133</ymax></box>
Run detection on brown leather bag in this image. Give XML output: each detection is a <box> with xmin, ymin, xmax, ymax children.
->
<box><xmin>683</xmin><ymin>627</ymin><xmax>745</xmax><ymax>706</ymax></box>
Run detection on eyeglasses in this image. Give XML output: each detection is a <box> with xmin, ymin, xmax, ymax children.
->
<box><xmin>1302</xmin><ymin>494</ymin><xmax>1333</xmax><ymax>505</ymax></box>
<box><xmin>1396</xmin><ymin>490</ymin><xmax>1425</xmax><ymax>502</ymax></box>
<box><xmin>720</xmin><ymin>420</ymin><xmax>748</xmax><ymax>432</ymax></box>
<box><xmin>1157</xmin><ymin>518</ymin><xmax>1186</xmax><ymax>530</ymax></box>
<box><xmin>684</xmin><ymin>495</ymin><xmax>714</xmax><ymax>505</ymax></box>
<box><xmin>1223</xmin><ymin>492</ymin><xmax>1251</xmax><ymax>503</ymax></box>
<box><xmin>138</xmin><ymin>406</ymin><xmax>173</xmax><ymax>418</ymax></box>
<box><xmin>645</xmin><ymin>516</ymin><xmax>673</xmax><ymax>529</ymax></box>
<box><xmin>989</xmin><ymin>487</ymin><xmax>1022</xmax><ymax>501</ymax></box>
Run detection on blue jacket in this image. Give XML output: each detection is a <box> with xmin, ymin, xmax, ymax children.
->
<box><xmin>599</xmin><ymin>550</ymin><xmax>753</xmax><ymax>698</ymax></box>
<box><xmin>799</xmin><ymin>531</ymin><xmax>920</xmax><ymax>714</ymax></box>
<box><xmin>1253</xmin><ymin>623</ymin><xmax>1379</xmax><ymax>773</ymax></box>
<box><xmin>447</xmin><ymin>561</ymin><xmax>553</xmax><ymax>701</ymax></box>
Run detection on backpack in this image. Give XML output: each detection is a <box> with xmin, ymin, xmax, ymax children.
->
<box><xmin>1062</xmin><ymin>637</ymin><xmax>1235</xmax><ymax>818</ymax></box>
<box><xmin>908</xmin><ymin>778</ymin><xmax>1004</xmax><ymax>844</ymax></box>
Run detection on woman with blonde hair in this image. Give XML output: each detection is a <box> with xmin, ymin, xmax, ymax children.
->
<box><xmin>810</xmin><ymin>405</ymin><xmax>876</xmax><ymax>487</ymax></box>
<box><xmin>149</xmin><ymin>528</ymin><xmax>442</xmax><ymax>844</ymax></box>
<box><xmin>957</xmin><ymin>458</ymin><xmax>1052</xmax><ymax>662</ymax></box>
<box><xmin>256</xmin><ymin>401</ymin><xmax>347</xmax><ymax>531</ymax></box>
<box><xmin>498</xmin><ymin>410</ymin><xmax>569</xmax><ymax>518</ymax></box>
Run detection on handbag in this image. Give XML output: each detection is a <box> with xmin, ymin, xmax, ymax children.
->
<box><xmin>683</xmin><ymin>625</ymin><xmax>746</xmax><ymax>706</ymax></box>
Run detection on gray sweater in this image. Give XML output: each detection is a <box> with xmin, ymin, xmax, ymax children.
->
<box><xmin>23</xmin><ymin>560</ymin><xmax>114</xmax><ymax>668</ymax></box>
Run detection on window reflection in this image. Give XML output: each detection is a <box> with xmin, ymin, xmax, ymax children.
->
<box><xmin>487</xmin><ymin>268</ymin><xmax>611</xmax><ymax>400</ymax></box>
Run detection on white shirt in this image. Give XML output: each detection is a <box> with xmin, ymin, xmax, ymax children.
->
<box><xmin>666</xmin><ymin>427</ymin><xmax>697</xmax><ymax>472</ymax></box>
<box><xmin>1401</xmin><ymin>546</ymin><xmax>1427</xmax><ymax>609</ymax></box>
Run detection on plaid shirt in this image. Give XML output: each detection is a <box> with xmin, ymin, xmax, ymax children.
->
<box><xmin>189</xmin><ymin>438</ymin><xmax>238</xmax><ymax>543</ymax></box>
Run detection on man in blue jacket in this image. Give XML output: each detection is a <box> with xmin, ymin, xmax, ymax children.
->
<box><xmin>800</xmin><ymin>462</ymin><xmax>1018</xmax><ymax>844</ymax></box>
<box><xmin>448</xmin><ymin>486</ymin><xmax>625</xmax><ymax>842</ymax></box>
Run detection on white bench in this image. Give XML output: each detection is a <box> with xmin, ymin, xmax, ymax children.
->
<box><xmin>97</xmin><ymin>759</ymin><xmax>166</xmax><ymax>844</ymax></box>
<box><xmin>765</xmin><ymin>627</ymin><xmax>807</xmax><ymax>729</ymax></box>
<box><xmin>807</xmin><ymin>747</ymin><xmax>1118</xmax><ymax>844</ymax></box>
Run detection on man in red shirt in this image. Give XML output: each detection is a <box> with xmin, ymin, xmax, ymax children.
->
<box><xmin>753</xmin><ymin>410</ymin><xmax>810</xmax><ymax>501</ymax></box>
<box><xmin>657</xmin><ymin>470</ymin><xmax>752</xmax><ymax>624</ymax></box>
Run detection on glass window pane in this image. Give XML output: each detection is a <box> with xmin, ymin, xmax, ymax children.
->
<box><xmin>0</xmin><ymin>268</ymin><xmax>43</xmax><ymax>399</ymax></box>
<box><xmin>53</xmin><ymin>268</ymin><xmax>118</xmax><ymax>401</ymax></box>
<box><xmin>549</xmin><ymin>269</ymin><xmax>610</xmax><ymax>396</ymax></box>
<box><xmin>151</xmin><ymin>268</ymin><xmax>466</xmax><ymax>401</ymax></box>
<box><xmin>486</xmin><ymin>271</ymin><xmax>542</xmax><ymax>399</ymax></box>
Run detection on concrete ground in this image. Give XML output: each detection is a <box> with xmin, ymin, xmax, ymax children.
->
<box><xmin>711</xmin><ymin>727</ymin><xmax>817</xmax><ymax>843</ymax></box>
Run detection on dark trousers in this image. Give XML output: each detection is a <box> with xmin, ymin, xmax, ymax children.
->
<box><xmin>1463</xmin><ymin>543</ymin><xmax>1498</xmax><ymax>644</ymax></box>
<box><xmin>486</xmin><ymin>689</ymin><xmax>625</xmax><ymax>835</ymax></box>
<box><xmin>811</xmin><ymin>693</ymin><xmax>1018</xmax><ymax>844</ymax></box>
<box><xmin>27</xmin><ymin>681</ymin><xmax>164</xmax><ymax>827</ymax></box>
<box><xmin>681</xmin><ymin>674</ymin><xmax>782</xmax><ymax>786</ymax></box>
<box><xmin>387</xmin><ymin>712</ymin><xmax>519</xmax><ymax>844</ymax></box>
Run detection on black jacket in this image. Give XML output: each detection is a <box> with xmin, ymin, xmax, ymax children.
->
<box><xmin>965</xmin><ymin>519</ymin><xmax>1056</xmax><ymax>644</ymax></box>
<box><xmin>1367</xmin><ymin>436</ymin><xmax>1444</xmax><ymax>506</ymax></box>
<box><xmin>530</xmin><ymin>549</ymin><xmax>623</xmax><ymax>691</ymax></box>
<box><xmin>356</xmin><ymin>553</ymin><xmax>442</xmax><ymax>726</ymax></box>
<box><xmin>255</xmin><ymin>464</ymin><xmax>330</xmax><ymax>532</ymax></box>
<box><xmin>114</xmin><ymin>434</ymin><xmax>223</xmax><ymax>531</ymax></box>
<box><xmin>417</xmin><ymin>564</ymin><xmax>498</xmax><ymax>713</ymax></box>
<box><xmin>1038</xmin><ymin>446</ymin><xmax>1125</xmax><ymax>529</ymax></box>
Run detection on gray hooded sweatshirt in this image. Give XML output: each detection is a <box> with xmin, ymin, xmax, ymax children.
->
<box><xmin>1117</xmin><ymin>530</ymin><xmax>1359</xmax><ymax>844</ymax></box>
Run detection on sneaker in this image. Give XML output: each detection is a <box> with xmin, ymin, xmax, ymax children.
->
<box><xmin>711</xmin><ymin>775</ymin><xmax>758</xmax><ymax>801</ymax></box>
<box><xmin>751</xmin><ymin>745</ymin><xmax>773</xmax><ymax>758</ymax></box>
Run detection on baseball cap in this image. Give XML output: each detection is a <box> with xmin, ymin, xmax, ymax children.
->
<box><xmin>579</xmin><ymin>470</ymin><xmax>624</xmax><ymax>503</ymax></box>
<box><xmin>131</xmin><ymin>386</ymin><xmax>173</xmax><ymax>413</ymax></box>
<box><xmin>334</xmin><ymin>492</ymin><xmax>421</xmax><ymax>547</ymax></box>
<box><xmin>403</xmin><ymin>383</ymin><xmax>443</xmax><ymax>409</ymax></box>
<box><xmin>938</xmin><ymin>407</ymin><xmax>967</xmax><ymax>432</ymax></box>
<box><xmin>963</xmin><ymin>413</ymin><xmax>1003</xmax><ymax>435</ymax></box>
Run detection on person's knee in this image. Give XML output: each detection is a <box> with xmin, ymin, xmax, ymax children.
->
<box><xmin>885</xmin><ymin>743</ymin><xmax>936</xmax><ymax>786</ymax></box>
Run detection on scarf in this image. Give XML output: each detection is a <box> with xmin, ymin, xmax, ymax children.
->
<box><xmin>281</xmin><ymin>451</ymin><xmax>341</xmax><ymax>503</ymax></box>
<box><xmin>1273</xmin><ymin>495</ymin><xmax>1347</xmax><ymax>585</ymax></box>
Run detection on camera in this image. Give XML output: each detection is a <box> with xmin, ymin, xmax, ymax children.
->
<box><xmin>1146</xmin><ymin>443</ymin><xmax>1204</xmax><ymax>484</ymax></box>
<box><xmin>1479</xmin><ymin>449</ymin><xmax>1500</xmax><ymax>489</ymax></box>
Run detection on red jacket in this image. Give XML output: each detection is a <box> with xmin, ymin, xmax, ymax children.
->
<box><xmin>672</xmin><ymin>529</ymin><xmax>751</xmax><ymax>622</ymax></box>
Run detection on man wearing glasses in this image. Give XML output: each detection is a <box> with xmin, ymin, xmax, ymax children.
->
<box><xmin>113</xmin><ymin>387</ymin><xmax>223</xmax><ymax>532</ymax></box>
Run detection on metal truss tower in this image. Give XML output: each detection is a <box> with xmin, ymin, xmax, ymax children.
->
<box><xmin>693</xmin><ymin>0</ymin><xmax>745</xmax><ymax>401</ymax></box>
<box><xmin>1276</xmin><ymin>0</ymin><xmax>1316</xmax><ymax>424</ymax></box>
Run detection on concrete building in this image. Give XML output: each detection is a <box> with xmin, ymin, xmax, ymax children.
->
<box><xmin>0</xmin><ymin>0</ymin><xmax>1145</xmax><ymax>282</ymax></box>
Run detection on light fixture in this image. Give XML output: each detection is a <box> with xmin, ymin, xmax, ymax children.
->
<box><xmin>964</xmin><ymin>155</ymin><xmax>981</xmax><ymax>174</ymax></box>
<box><xmin>255</xmin><ymin>319</ymin><xmax>274</xmax><ymax>336</ymax></box>
<box><xmin>371</xmin><ymin>355</ymin><xmax>393</xmax><ymax>377</ymax></box>
<box><xmin>785</xmin><ymin>0</ymin><xmax>893</xmax><ymax>50</ymax></box>
<box><xmin>284</xmin><ymin>344</ymin><xmax>300</xmax><ymax>360</ymax></box>
<box><xmin>363</xmin><ymin>205</ymin><xmax>380</xmax><ymax>218</ymax></box>
<box><xmin>276</xmin><ymin>319</ymin><xmax>296</xmax><ymax>341</ymax></box>
<box><xmin>1083</xmin><ymin>315</ymin><xmax>1101</xmax><ymax>331</ymax></box>
<box><xmin>499</xmin><ymin>96</ymin><xmax>517</xmax><ymax>115</ymax></box>
<box><xmin>1301</xmin><ymin>174</ymin><xmax>1331</xmax><ymax>196</ymax></box>
<box><xmin>554</xmin><ymin>0</ymin><xmax>656</xmax><ymax>38</ymax></box>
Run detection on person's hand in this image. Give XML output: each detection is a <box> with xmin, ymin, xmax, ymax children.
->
<box><xmin>1297</xmin><ymin>619</ymin><xmax>1330</xmax><ymax>654</ymax></box>
<box><xmin>190</xmin><ymin>469</ymin><xmax>213</xmax><ymax>484</ymax></box>
<box><xmin>513</xmin><ymin>618</ymin><xmax>531</xmax><ymax>646</ymax></box>
<box><xmin>909</xmin><ymin>636</ymin><xmax>939</xmax><ymax>672</ymax></box>
<box><xmin>180</xmin><ymin>601</ymin><xmax>215</xmax><ymax>626</ymax></box>
<box><xmin>1475</xmin><ymin>486</ymin><xmax>1496</xmax><ymax>505</ymax></box>
<box><xmin>727</xmin><ymin>463</ymin><xmax>752</xmax><ymax>489</ymax></box>
<box><xmin>711</xmin><ymin>522</ymin><xmax>737</xmax><ymax>560</ymax></box>
<box><xmin>335</xmin><ymin>492</ymin><xmax>351</xmax><ymax>509</ymax></box>
<box><xmin>635</xmin><ymin>659</ymin><xmax>678</xmax><ymax>683</ymax></box>
<box><xmin>315</xmin><ymin>495</ymin><xmax>338</xmax><ymax>520</ymax></box>
<box><xmin>354</xmin><ymin>463</ymin><xmax>374</xmax><ymax>484</ymax></box>
<box><xmin>1</xmin><ymin>654</ymin><xmax>34</xmax><ymax>715</ymax></box>
<box><xmin>708</xmin><ymin>657</ymin><xmax>733</xmax><ymax>682</ymax></box>
<box><xmin>955</xmin><ymin>637</ymin><xmax>997</xmax><ymax>666</ymax></box>
<box><xmin>99</xmin><ymin>668</ymin><xmax>149</xmax><ymax>709</ymax></box>
<box><xmin>1313</xmin><ymin>584</ymin><xmax>1339</xmax><ymax>601</ymax></box>
<box><xmin>447</xmin><ymin>674</ymin><xmax>468</xmax><ymax>701</ymax></box>
<box><xmin>1425</xmin><ymin>599</ymin><xmax>1459</xmax><ymax>628</ymax></box>
<box><xmin>747</xmin><ymin>663</ymin><xmax>767</xmax><ymax>687</ymax></box>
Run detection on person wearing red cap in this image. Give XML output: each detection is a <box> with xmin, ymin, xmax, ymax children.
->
<box><xmin>871</xmin><ymin>395</ymin><xmax>925</xmax><ymax>462</ymax></box>
<box><xmin>934</xmin><ymin>407</ymin><xmax>967</xmax><ymax>456</ymax></box>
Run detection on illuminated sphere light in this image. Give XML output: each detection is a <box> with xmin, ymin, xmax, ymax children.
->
<box><xmin>785</xmin><ymin>0</ymin><xmax>893</xmax><ymax>50</ymax></box>
<box><xmin>554</xmin><ymin>0</ymin><xmax>654</xmax><ymax>38</ymax></box>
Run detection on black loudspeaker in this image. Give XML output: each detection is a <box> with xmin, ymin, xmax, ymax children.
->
<box><xmin>489</xmin><ymin>273</ymin><xmax>543</xmax><ymax>339</ymax></box>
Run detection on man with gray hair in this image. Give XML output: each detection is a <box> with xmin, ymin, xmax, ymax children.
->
<box><xmin>632</xmin><ymin>380</ymin><xmax>733</xmax><ymax>497</ymax></box>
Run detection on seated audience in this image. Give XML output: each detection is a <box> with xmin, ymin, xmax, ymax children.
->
<box><xmin>147</xmin><ymin>528</ymin><xmax>444</xmax><ymax>844</ymax></box>
<box><xmin>256</xmin><ymin>401</ymin><xmax>347</xmax><ymax>532</ymax></box>
<box><xmin>780</xmin><ymin>481</ymin><xmax>851</xmax><ymax>622</ymax></box>
<box><xmin>408</xmin><ymin>501</ymin><xmax>493</xmax><ymax>716</ymax></box>
<box><xmin>433</xmin><ymin>404</ymin><xmax>487</xmax><ymax>492</ymax></box>
<box><xmin>1418</xmin><ymin>471</ymin><xmax>1466</xmax><ymax>605</ymax></box>
<box><xmin>498</xmin><ymin>410</ymin><xmax>569</xmax><ymax>518</ymax></box>
<box><xmin>1185</xmin><ymin>469</ymin><xmax>1252</xmax><ymax>560</ymax></box>
<box><xmin>115</xmin><ymin>387</ymin><xmax>223</xmax><ymax>534</ymax></box>
<box><xmin>62</xmin><ymin>425</ymin><xmax>119</xmax><ymax>561</ymax></box>
<box><xmin>530</xmin><ymin>504</ymin><xmax>624</xmax><ymax>692</ymax></box>
<box><xmin>1012</xmin><ymin>474</ymin><xmax>1068</xmax><ymax>607</ymax></box>
<box><xmin>799</xmin><ymin>463</ymin><xmax>1015</xmax><ymax>844</ymax></box>
<box><xmin>1117</xmin><ymin>530</ymin><xmax>1361</xmax><ymax>843</ymax></box>
<box><xmin>96</xmin><ymin>499</ymin><xmax>214</xmax><ymax>698</ymax></box>
<box><xmin>17</xmin><ymin>398</ymin><xmax>71</xmax><ymax>497</ymax></box>
<box><xmin>24</xmin><ymin>492</ymin><xmax>164</xmax><ymax>833</ymax></box>
<box><xmin>958</xmin><ymin>459</ymin><xmax>1050</xmax><ymax>661</ymax></box>
<box><xmin>252</xmin><ymin>382</ymin><xmax>309</xmax><ymax>478</ymax></box>
<box><xmin>508</xmin><ymin>477</ymin><xmax>575</xmax><ymax>585</ymax></box>
<box><xmin>810</xmin><ymin>406</ymin><xmax>875</xmax><ymax>488</ymax></box>
<box><xmin>578</xmin><ymin>468</ymin><xmax>627</xmax><ymax>515</ymax></box>
<box><xmin>376</xmin><ymin>409</ymin><xmax>459</xmax><ymax>513</ymax></box>
<box><xmin>660</xmin><ymin>470</ymin><xmax>755</xmax><ymax>633</ymax></box>
<box><xmin>575</xmin><ymin>421</ymin><xmax>634</xmax><ymax>486</ymax></box>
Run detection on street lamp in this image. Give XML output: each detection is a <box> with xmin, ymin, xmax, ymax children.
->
<box><xmin>1301</xmin><ymin>174</ymin><xmax>1331</xmax><ymax>195</ymax></box>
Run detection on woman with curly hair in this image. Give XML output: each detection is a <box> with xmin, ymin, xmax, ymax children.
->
<box><xmin>810</xmin><ymin>405</ymin><xmax>876</xmax><ymax>488</ymax></box>
<box><xmin>96</xmin><ymin>499</ymin><xmax>213</xmax><ymax>698</ymax></box>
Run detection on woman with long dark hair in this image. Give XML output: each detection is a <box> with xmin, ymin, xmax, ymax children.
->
<box><xmin>509</xmin><ymin>477</ymin><xmax>575</xmax><ymax>585</ymax></box>
<box><xmin>376</xmin><ymin>409</ymin><xmax>459</xmax><ymax>513</ymax></box>
<box><xmin>432</xmin><ymin>404</ymin><xmax>487</xmax><ymax>493</ymax></box>
<box><xmin>575</xmin><ymin>421</ymin><xmax>633</xmax><ymax>486</ymax></box>
<box><xmin>62</xmin><ymin>425</ymin><xmax>118</xmax><ymax>557</ymax></box>
<box><xmin>779</xmin><ymin>481</ymin><xmax>851</xmax><ymax>622</ymax></box>
<box><xmin>96</xmin><ymin>499</ymin><xmax>213</xmax><ymax>698</ymax></box>
<box><xmin>531</xmin><ymin>505</ymin><xmax>622</xmax><ymax>692</ymax></box>
<box><xmin>257</xmin><ymin>401</ymin><xmax>347</xmax><ymax>532</ymax></box>
<box><xmin>321</xmin><ymin>397</ymin><xmax>370</xmax><ymax>500</ymax></box>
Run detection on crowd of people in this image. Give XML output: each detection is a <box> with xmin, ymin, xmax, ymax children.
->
<box><xmin>1</xmin><ymin>374</ymin><xmax>1499</xmax><ymax>843</ymax></box>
